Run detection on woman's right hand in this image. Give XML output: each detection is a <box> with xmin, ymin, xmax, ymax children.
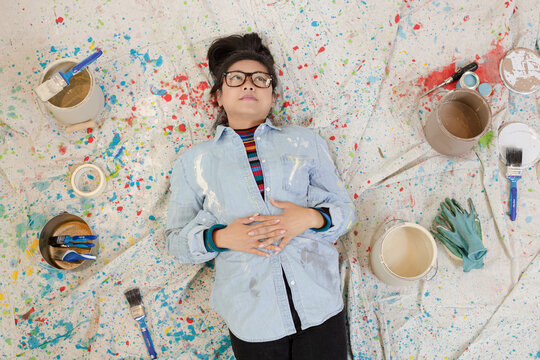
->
<box><xmin>213</xmin><ymin>214</ymin><xmax>286</xmax><ymax>257</ymax></box>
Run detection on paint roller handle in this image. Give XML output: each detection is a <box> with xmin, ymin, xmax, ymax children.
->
<box><xmin>72</xmin><ymin>50</ymin><xmax>103</xmax><ymax>75</ymax></box>
<box><xmin>450</xmin><ymin>62</ymin><xmax>478</xmax><ymax>82</ymax></box>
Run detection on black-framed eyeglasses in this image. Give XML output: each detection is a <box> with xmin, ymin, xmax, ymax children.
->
<box><xmin>222</xmin><ymin>71</ymin><xmax>273</xmax><ymax>88</ymax></box>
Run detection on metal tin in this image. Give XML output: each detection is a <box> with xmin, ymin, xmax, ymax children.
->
<box><xmin>38</xmin><ymin>213</ymin><xmax>98</xmax><ymax>271</ymax></box>
<box><xmin>499</xmin><ymin>47</ymin><xmax>540</xmax><ymax>95</ymax></box>
<box><xmin>456</xmin><ymin>71</ymin><xmax>479</xmax><ymax>90</ymax></box>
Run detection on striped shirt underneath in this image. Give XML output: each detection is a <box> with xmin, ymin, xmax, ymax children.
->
<box><xmin>235</xmin><ymin>125</ymin><xmax>265</xmax><ymax>198</ymax></box>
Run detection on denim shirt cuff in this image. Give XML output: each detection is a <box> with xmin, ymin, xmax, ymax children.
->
<box><xmin>310</xmin><ymin>207</ymin><xmax>332</xmax><ymax>232</ymax></box>
<box><xmin>204</xmin><ymin>224</ymin><xmax>228</xmax><ymax>252</ymax></box>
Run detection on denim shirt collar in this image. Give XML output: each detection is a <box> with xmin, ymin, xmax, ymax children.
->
<box><xmin>214</xmin><ymin>118</ymin><xmax>281</xmax><ymax>143</ymax></box>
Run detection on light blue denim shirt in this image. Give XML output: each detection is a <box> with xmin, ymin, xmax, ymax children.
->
<box><xmin>165</xmin><ymin>119</ymin><xmax>355</xmax><ymax>342</ymax></box>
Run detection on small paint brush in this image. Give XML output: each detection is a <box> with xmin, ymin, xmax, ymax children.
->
<box><xmin>505</xmin><ymin>147</ymin><xmax>523</xmax><ymax>221</ymax></box>
<box><xmin>124</xmin><ymin>288</ymin><xmax>158</xmax><ymax>359</ymax></box>
<box><xmin>422</xmin><ymin>62</ymin><xmax>478</xmax><ymax>97</ymax></box>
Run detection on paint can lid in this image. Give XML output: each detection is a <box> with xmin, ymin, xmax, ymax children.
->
<box><xmin>477</xmin><ymin>82</ymin><xmax>493</xmax><ymax>96</ymax></box>
<box><xmin>498</xmin><ymin>122</ymin><xmax>540</xmax><ymax>167</ymax></box>
<box><xmin>499</xmin><ymin>47</ymin><xmax>540</xmax><ymax>94</ymax></box>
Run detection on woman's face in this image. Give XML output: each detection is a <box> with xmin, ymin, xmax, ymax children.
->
<box><xmin>216</xmin><ymin>60</ymin><xmax>274</xmax><ymax>129</ymax></box>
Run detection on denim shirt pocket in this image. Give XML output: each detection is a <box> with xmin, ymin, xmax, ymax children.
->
<box><xmin>280</xmin><ymin>154</ymin><xmax>312</xmax><ymax>197</ymax></box>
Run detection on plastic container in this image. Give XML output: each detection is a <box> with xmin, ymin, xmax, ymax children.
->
<box><xmin>38</xmin><ymin>58</ymin><xmax>104</xmax><ymax>126</ymax></box>
<box><xmin>370</xmin><ymin>220</ymin><xmax>438</xmax><ymax>286</ymax></box>
<box><xmin>424</xmin><ymin>89</ymin><xmax>492</xmax><ymax>156</ymax></box>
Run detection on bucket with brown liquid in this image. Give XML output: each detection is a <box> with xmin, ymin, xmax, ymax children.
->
<box><xmin>39</xmin><ymin>58</ymin><xmax>104</xmax><ymax>126</ymax></box>
<box><xmin>424</xmin><ymin>89</ymin><xmax>492</xmax><ymax>156</ymax></box>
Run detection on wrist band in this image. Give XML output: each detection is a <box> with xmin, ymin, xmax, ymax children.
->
<box><xmin>205</xmin><ymin>224</ymin><xmax>227</xmax><ymax>252</ymax></box>
<box><xmin>311</xmin><ymin>207</ymin><xmax>332</xmax><ymax>232</ymax></box>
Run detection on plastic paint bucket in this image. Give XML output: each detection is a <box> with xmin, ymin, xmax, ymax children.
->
<box><xmin>39</xmin><ymin>58</ymin><xmax>104</xmax><ymax>126</ymax></box>
<box><xmin>370</xmin><ymin>220</ymin><xmax>438</xmax><ymax>286</ymax></box>
<box><xmin>499</xmin><ymin>47</ymin><xmax>540</xmax><ymax>95</ymax></box>
<box><xmin>424</xmin><ymin>89</ymin><xmax>492</xmax><ymax>156</ymax></box>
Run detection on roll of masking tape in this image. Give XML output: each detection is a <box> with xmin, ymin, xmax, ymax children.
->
<box><xmin>70</xmin><ymin>163</ymin><xmax>106</xmax><ymax>198</ymax></box>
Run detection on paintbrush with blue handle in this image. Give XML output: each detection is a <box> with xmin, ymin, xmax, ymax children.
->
<box><xmin>505</xmin><ymin>147</ymin><xmax>523</xmax><ymax>221</ymax></box>
<box><xmin>124</xmin><ymin>288</ymin><xmax>158</xmax><ymax>359</ymax></box>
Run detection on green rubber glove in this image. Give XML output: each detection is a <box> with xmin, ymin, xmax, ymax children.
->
<box><xmin>431</xmin><ymin>198</ymin><xmax>487</xmax><ymax>272</ymax></box>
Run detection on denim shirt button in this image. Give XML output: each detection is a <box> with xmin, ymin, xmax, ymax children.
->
<box><xmin>290</xmin><ymin>281</ymin><xmax>295</xmax><ymax>286</ymax></box>
<box><xmin>266</xmin><ymin>187</ymin><xmax>270</xmax><ymax>192</ymax></box>
<box><xmin>257</xmin><ymin>137</ymin><xmax>261</xmax><ymax>140</ymax></box>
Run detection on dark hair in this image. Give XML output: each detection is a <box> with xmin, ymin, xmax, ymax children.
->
<box><xmin>207</xmin><ymin>33</ymin><xmax>278</xmax><ymax>126</ymax></box>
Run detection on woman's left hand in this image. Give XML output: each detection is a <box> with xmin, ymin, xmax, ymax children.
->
<box><xmin>251</xmin><ymin>198</ymin><xmax>325</xmax><ymax>252</ymax></box>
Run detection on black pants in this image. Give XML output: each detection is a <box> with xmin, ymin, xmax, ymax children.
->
<box><xmin>229</xmin><ymin>272</ymin><xmax>347</xmax><ymax>360</ymax></box>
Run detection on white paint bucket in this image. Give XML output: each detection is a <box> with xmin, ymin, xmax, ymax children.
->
<box><xmin>370</xmin><ymin>220</ymin><xmax>438</xmax><ymax>286</ymax></box>
<box><xmin>39</xmin><ymin>58</ymin><xmax>104</xmax><ymax>126</ymax></box>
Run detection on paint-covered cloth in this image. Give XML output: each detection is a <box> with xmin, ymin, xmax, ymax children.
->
<box><xmin>166</xmin><ymin>119</ymin><xmax>355</xmax><ymax>341</ymax></box>
<box><xmin>1</xmin><ymin>0</ymin><xmax>539</xmax><ymax>359</ymax></box>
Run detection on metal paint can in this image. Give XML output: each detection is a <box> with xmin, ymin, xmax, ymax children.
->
<box><xmin>499</xmin><ymin>47</ymin><xmax>540</xmax><ymax>95</ymax></box>
<box><xmin>456</xmin><ymin>71</ymin><xmax>480</xmax><ymax>90</ymax></box>
<box><xmin>424</xmin><ymin>89</ymin><xmax>492</xmax><ymax>156</ymax></box>
<box><xmin>370</xmin><ymin>220</ymin><xmax>438</xmax><ymax>286</ymax></box>
<box><xmin>38</xmin><ymin>58</ymin><xmax>105</xmax><ymax>126</ymax></box>
<box><xmin>38</xmin><ymin>212</ymin><xmax>98</xmax><ymax>271</ymax></box>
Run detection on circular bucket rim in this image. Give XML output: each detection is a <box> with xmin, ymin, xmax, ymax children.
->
<box><xmin>38</xmin><ymin>58</ymin><xmax>96</xmax><ymax>110</ymax></box>
<box><xmin>379</xmin><ymin>222</ymin><xmax>438</xmax><ymax>281</ymax></box>
<box><xmin>499</xmin><ymin>47</ymin><xmax>540</xmax><ymax>95</ymax></box>
<box><xmin>434</xmin><ymin>88</ymin><xmax>493</xmax><ymax>141</ymax></box>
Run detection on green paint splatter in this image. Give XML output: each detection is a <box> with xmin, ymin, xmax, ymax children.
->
<box><xmin>478</xmin><ymin>130</ymin><xmax>493</xmax><ymax>148</ymax></box>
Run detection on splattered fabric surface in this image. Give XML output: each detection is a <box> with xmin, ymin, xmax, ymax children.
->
<box><xmin>1</xmin><ymin>0</ymin><xmax>539</xmax><ymax>359</ymax></box>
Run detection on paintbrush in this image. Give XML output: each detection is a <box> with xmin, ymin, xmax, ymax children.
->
<box><xmin>124</xmin><ymin>288</ymin><xmax>158</xmax><ymax>359</ymax></box>
<box><xmin>505</xmin><ymin>147</ymin><xmax>523</xmax><ymax>221</ymax></box>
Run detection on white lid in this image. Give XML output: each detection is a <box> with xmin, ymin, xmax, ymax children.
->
<box><xmin>498</xmin><ymin>122</ymin><xmax>540</xmax><ymax>167</ymax></box>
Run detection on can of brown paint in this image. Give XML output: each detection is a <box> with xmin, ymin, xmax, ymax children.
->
<box><xmin>424</xmin><ymin>89</ymin><xmax>492</xmax><ymax>156</ymax></box>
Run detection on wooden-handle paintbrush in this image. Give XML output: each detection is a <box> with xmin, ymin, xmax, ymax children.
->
<box><xmin>124</xmin><ymin>288</ymin><xmax>158</xmax><ymax>359</ymax></box>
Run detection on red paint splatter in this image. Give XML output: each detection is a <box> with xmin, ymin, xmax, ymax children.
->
<box><xmin>60</xmin><ymin>286</ymin><xmax>66</xmax><ymax>292</ymax></box>
<box><xmin>131</xmin><ymin>106</ymin><xmax>137</xmax><ymax>111</ymax></box>
<box><xmin>329</xmin><ymin>136</ymin><xmax>335</xmax><ymax>140</ymax></box>
<box><xmin>317</xmin><ymin>46</ymin><xmax>325</xmax><ymax>55</ymax></box>
<box><xmin>197</xmin><ymin>81</ymin><xmax>209</xmax><ymax>91</ymax></box>
<box><xmin>117</xmin><ymin>206</ymin><xmax>123</xmax><ymax>211</ymax></box>
<box><xmin>413</xmin><ymin>24</ymin><xmax>421</xmax><ymax>30</ymax></box>
<box><xmin>59</xmin><ymin>145</ymin><xmax>66</xmax><ymax>155</ymax></box>
<box><xmin>395</xmin><ymin>14</ymin><xmax>400</xmax><ymax>23</ymax></box>
<box><xmin>353</xmin><ymin>193</ymin><xmax>358</xmax><ymax>199</ymax></box>
<box><xmin>137</xmin><ymin>210</ymin><xmax>142</xmax><ymax>216</ymax></box>
<box><xmin>163</xmin><ymin>93</ymin><xmax>172</xmax><ymax>102</ymax></box>
<box><xmin>172</xmin><ymin>115</ymin><xmax>177</xmax><ymax>120</ymax></box>
<box><xmin>126</xmin><ymin>341</ymin><xmax>129</xmax><ymax>345</ymax></box>
<box><xmin>186</xmin><ymin>318</ymin><xmax>193</xmax><ymax>323</ymax></box>
<box><xmin>87</xmin><ymin>127</ymin><xmax>93</xmax><ymax>134</ymax></box>
<box><xmin>283</xmin><ymin>101</ymin><xmax>290</xmax><ymax>107</ymax></box>
<box><xmin>293</xmin><ymin>46</ymin><xmax>299</xmax><ymax>51</ymax></box>
<box><xmin>87</xmin><ymin>136</ymin><xmax>94</xmax><ymax>143</ymax></box>
<box><xmin>399</xmin><ymin>187</ymin><xmax>404</xmax><ymax>192</ymax></box>
<box><xmin>55</xmin><ymin>17</ymin><xmax>63</xmax><ymax>24</ymax></box>
<box><xmin>84</xmin><ymin>156</ymin><xmax>90</xmax><ymax>162</ymax></box>
<box><xmin>278</xmin><ymin>69</ymin><xmax>284</xmax><ymax>76</ymax></box>
<box><xmin>21</xmin><ymin>307</ymin><xmax>35</xmax><ymax>320</ymax></box>
<box><xmin>178</xmin><ymin>124</ymin><xmax>186</xmax><ymax>132</ymax></box>
<box><xmin>125</xmin><ymin>114</ymin><xmax>135</xmax><ymax>126</ymax></box>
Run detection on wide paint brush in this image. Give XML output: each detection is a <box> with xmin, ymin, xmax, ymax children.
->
<box><xmin>505</xmin><ymin>147</ymin><xmax>523</xmax><ymax>221</ymax></box>
<box><xmin>124</xmin><ymin>288</ymin><xmax>158</xmax><ymax>359</ymax></box>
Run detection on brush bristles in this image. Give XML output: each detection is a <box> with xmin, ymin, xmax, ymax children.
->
<box><xmin>124</xmin><ymin>287</ymin><xmax>143</xmax><ymax>307</ymax></box>
<box><xmin>505</xmin><ymin>147</ymin><xmax>523</xmax><ymax>167</ymax></box>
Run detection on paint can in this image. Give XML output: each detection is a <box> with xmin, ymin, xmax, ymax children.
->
<box><xmin>497</xmin><ymin>122</ymin><xmax>540</xmax><ymax>168</ymax></box>
<box><xmin>424</xmin><ymin>89</ymin><xmax>492</xmax><ymax>156</ymax></box>
<box><xmin>38</xmin><ymin>58</ymin><xmax>104</xmax><ymax>126</ymax></box>
<box><xmin>38</xmin><ymin>213</ymin><xmax>98</xmax><ymax>271</ymax></box>
<box><xmin>499</xmin><ymin>47</ymin><xmax>540</xmax><ymax>95</ymax></box>
<box><xmin>456</xmin><ymin>71</ymin><xmax>479</xmax><ymax>90</ymax></box>
<box><xmin>370</xmin><ymin>220</ymin><xmax>438</xmax><ymax>286</ymax></box>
